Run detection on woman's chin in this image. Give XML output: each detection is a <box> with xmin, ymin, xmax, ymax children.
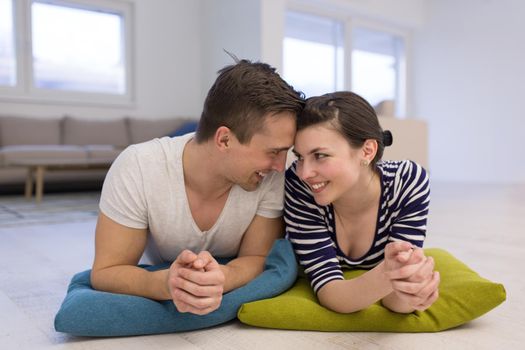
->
<box><xmin>313</xmin><ymin>193</ymin><xmax>332</xmax><ymax>206</ymax></box>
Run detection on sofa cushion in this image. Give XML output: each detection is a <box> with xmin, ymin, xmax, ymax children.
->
<box><xmin>167</xmin><ymin>120</ymin><xmax>199</xmax><ymax>137</ymax></box>
<box><xmin>63</xmin><ymin>116</ymin><xmax>129</xmax><ymax>147</ymax></box>
<box><xmin>85</xmin><ymin>145</ymin><xmax>122</xmax><ymax>163</ymax></box>
<box><xmin>128</xmin><ymin>117</ymin><xmax>193</xmax><ymax>144</ymax></box>
<box><xmin>0</xmin><ymin>145</ymin><xmax>88</xmax><ymax>165</ymax></box>
<box><xmin>0</xmin><ymin>116</ymin><xmax>61</xmax><ymax>146</ymax></box>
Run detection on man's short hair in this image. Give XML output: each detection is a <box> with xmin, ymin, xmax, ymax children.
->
<box><xmin>195</xmin><ymin>59</ymin><xmax>304</xmax><ymax>144</ymax></box>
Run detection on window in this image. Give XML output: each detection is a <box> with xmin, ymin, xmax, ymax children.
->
<box><xmin>0</xmin><ymin>0</ymin><xmax>133</xmax><ymax>105</ymax></box>
<box><xmin>352</xmin><ymin>26</ymin><xmax>406</xmax><ymax>116</ymax></box>
<box><xmin>32</xmin><ymin>1</ymin><xmax>126</xmax><ymax>94</ymax></box>
<box><xmin>0</xmin><ymin>0</ymin><xmax>16</xmax><ymax>86</ymax></box>
<box><xmin>283</xmin><ymin>10</ymin><xmax>408</xmax><ymax>117</ymax></box>
<box><xmin>283</xmin><ymin>11</ymin><xmax>344</xmax><ymax>98</ymax></box>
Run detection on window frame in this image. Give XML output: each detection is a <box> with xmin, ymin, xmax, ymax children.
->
<box><xmin>285</xmin><ymin>3</ymin><xmax>410</xmax><ymax>118</ymax></box>
<box><xmin>283</xmin><ymin>11</ymin><xmax>345</xmax><ymax>97</ymax></box>
<box><xmin>0</xmin><ymin>0</ymin><xmax>134</xmax><ymax>106</ymax></box>
<box><xmin>348</xmin><ymin>18</ymin><xmax>409</xmax><ymax>118</ymax></box>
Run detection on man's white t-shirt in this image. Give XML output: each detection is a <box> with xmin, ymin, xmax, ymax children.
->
<box><xmin>99</xmin><ymin>133</ymin><xmax>284</xmax><ymax>262</ymax></box>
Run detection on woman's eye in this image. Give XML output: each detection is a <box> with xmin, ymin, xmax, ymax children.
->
<box><xmin>315</xmin><ymin>153</ymin><xmax>327</xmax><ymax>160</ymax></box>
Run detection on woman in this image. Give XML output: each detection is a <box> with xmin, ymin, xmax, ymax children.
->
<box><xmin>285</xmin><ymin>91</ymin><xmax>439</xmax><ymax>314</ymax></box>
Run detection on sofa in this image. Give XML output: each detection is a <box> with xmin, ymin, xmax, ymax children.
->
<box><xmin>0</xmin><ymin>115</ymin><xmax>196</xmax><ymax>193</ymax></box>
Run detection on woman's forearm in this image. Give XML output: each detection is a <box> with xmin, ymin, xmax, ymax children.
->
<box><xmin>317</xmin><ymin>261</ymin><xmax>393</xmax><ymax>313</ymax></box>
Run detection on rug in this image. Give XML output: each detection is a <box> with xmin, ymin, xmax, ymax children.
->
<box><xmin>0</xmin><ymin>192</ymin><xmax>100</xmax><ymax>227</ymax></box>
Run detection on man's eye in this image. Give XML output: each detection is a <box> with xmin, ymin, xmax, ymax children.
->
<box><xmin>296</xmin><ymin>155</ymin><xmax>303</xmax><ymax>162</ymax></box>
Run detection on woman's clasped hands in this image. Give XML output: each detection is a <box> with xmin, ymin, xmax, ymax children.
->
<box><xmin>383</xmin><ymin>241</ymin><xmax>440</xmax><ymax>312</ymax></box>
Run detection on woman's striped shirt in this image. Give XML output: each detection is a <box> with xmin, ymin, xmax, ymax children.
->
<box><xmin>284</xmin><ymin>160</ymin><xmax>430</xmax><ymax>294</ymax></box>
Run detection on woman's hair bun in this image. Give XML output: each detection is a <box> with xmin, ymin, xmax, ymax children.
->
<box><xmin>383</xmin><ymin>130</ymin><xmax>393</xmax><ymax>147</ymax></box>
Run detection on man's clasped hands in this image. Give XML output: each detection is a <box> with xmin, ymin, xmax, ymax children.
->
<box><xmin>167</xmin><ymin>250</ymin><xmax>225</xmax><ymax>315</ymax></box>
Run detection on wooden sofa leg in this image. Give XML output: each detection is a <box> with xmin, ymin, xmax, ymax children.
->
<box><xmin>24</xmin><ymin>167</ymin><xmax>34</xmax><ymax>199</ymax></box>
<box><xmin>35</xmin><ymin>166</ymin><xmax>45</xmax><ymax>203</ymax></box>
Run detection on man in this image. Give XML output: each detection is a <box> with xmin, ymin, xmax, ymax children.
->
<box><xmin>90</xmin><ymin>59</ymin><xmax>304</xmax><ymax>315</ymax></box>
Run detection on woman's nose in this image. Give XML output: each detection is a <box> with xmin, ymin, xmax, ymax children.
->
<box><xmin>297</xmin><ymin>160</ymin><xmax>315</xmax><ymax>180</ymax></box>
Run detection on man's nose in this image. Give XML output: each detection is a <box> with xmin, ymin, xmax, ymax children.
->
<box><xmin>271</xmin><ymin>152</ymin><xmax>287</xmax><ymax>173</ymax></box>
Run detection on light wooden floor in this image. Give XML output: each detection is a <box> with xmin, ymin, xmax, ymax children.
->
<box><xmin>1</xmin><ymin>182</ymin><xmax>524</xmax><ymax>350</ymax></box>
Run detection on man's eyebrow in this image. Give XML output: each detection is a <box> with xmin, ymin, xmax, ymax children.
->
<box><xmin>270</xmin><ymin>146</ymin><xmax>292</xmax><ymax>152</ymax></box>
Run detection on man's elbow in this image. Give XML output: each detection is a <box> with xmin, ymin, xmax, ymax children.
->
<box><xmin>235</xmin><ymin>255</ymin><xmax>266</xmax><ymax>272</ymax></box>
<box><xmin>90</xmin><ymin>268</ymin><xmax>105</xmax><ymax>291</ymax></box>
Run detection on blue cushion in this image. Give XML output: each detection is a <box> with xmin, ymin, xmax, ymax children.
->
<box><xmin>54</xmin><ymin>239</ymin><xmax>298</xmax><ymax>337</ymax></box>
<box><xmin>167</xmin><ymin>121</ymin><xmax>199</xmax><ymax>137</ymax></box>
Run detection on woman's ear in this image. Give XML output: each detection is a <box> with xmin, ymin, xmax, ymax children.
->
<box><xmin>361</xmin><ymin>139</ymin><xmax>378</xmax><ymax>163</ymax></box>
<box><xmin>214</xmin><ymin>126</ymin><xmax>231</xmax><ymax>151</ymax></box>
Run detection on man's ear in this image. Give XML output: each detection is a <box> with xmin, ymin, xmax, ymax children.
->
<box><xmin>215</xmin><ymin>126</ymin><xmax>231</xmax><ymax>150</ymax></box>
<box><xmin>361</xmin><ymin>139</ymin><xmax>378</xmax><ymax>162</ymax></box>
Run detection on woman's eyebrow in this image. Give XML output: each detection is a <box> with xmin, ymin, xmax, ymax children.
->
<box><xmin>308</xmin><ymin>147</ymin><xmax>328</xmax><ymax>154</ymax></box>
<box><xmin>292</xmin><ymin>147</ymin><xmax>328</xmax><ymax>157</ymax></box>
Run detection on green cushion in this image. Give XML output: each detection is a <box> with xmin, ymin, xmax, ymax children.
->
<box><xmin>238</xmin><ymin>248</ymin><xmax>506</xmax><ymax>332</ymax></box>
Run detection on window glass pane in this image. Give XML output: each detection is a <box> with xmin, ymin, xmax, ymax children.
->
<box><xmin>351</xmin><ymin>27</ymin><xmax>405</xmax><ymax>116</ymax></box>
<box><xmin>31</xmin><ymin>1</ymin><xmax>125</xmax><ymax>94</ymax></box>
<box><xmin>0</xmin><ymin>0</ymin><xmax>16</xmax><ymax>86</ymax></box>
<box><xmin>284</xmin><ymin>11</ymin><xmax>344</xmax><ymax>98</ymax></box>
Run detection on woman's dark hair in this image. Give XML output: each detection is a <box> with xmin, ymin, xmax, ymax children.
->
<box><xmin>299</xmin><ymin>91</ymin><xmax>393</xmax><ymax>167</ymax></box>
<box><xmin>195</xmin><ymin>59</ymin><xmax>304</xmax><ymax>144</ymax></box>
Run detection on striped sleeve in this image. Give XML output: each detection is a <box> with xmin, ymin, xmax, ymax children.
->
<box><xmin>388</xmin><ymin>161</ymin><xmax>430</xmax><ymax>247</ymax></box>
<box><xmin>284</xmin><ymin>164</ymin><xmax>344</xmax><ymax>294</ymax></box>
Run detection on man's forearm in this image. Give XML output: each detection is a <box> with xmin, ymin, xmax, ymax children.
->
<box><xmin>220</xmin><ymin>256</ymin><xmax>266</xmax><ymax>293</ymax></box>
<box><xmin>91</xmin><ymin>265</ymin><xmax>171</xmax><ymax>300</ymax></box>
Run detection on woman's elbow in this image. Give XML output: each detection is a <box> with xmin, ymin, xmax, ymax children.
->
<box><xmin>380</xmin><ymin>298</ymin><xmax>416</xmax><ymax>314</ymax></box>
<box><xmin>317</xmin><ymin>294</ymin><xmax>362</xmax><ymax>314</ymax></box>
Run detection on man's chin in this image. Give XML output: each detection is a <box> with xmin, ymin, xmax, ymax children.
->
<box><xmin>239</xmin><ymin>181</ymin><xmax>260</xmax><ymax>192</ymax></box>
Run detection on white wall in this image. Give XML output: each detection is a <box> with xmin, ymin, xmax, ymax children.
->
<box><xmin>133</xmin><ymin>0</ymin><xmax>202</xmax><ymax>118</ymax></box>
<box><xmin>199</xmin><ymin>0</ymin><xmax>294</xmax><ymax>103</ymax></box>
<box><xmin>260</xmin><ymin>0</ymin><xmax>287</xmax><ymax>71</ymax></box>
<box><xmin>0</xmin><ymin>0</ymin><xmax>203</xmax><ymax>120</ymax></box>
<box><xmin>200</xmin><ymin>0</ymin><xmax>262</xmax><ymax>102</ymax></box>
<box><xmin>412</xmin><ymin>0</ymin><xmax>525</xmax><ymax>184</ymax></box>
